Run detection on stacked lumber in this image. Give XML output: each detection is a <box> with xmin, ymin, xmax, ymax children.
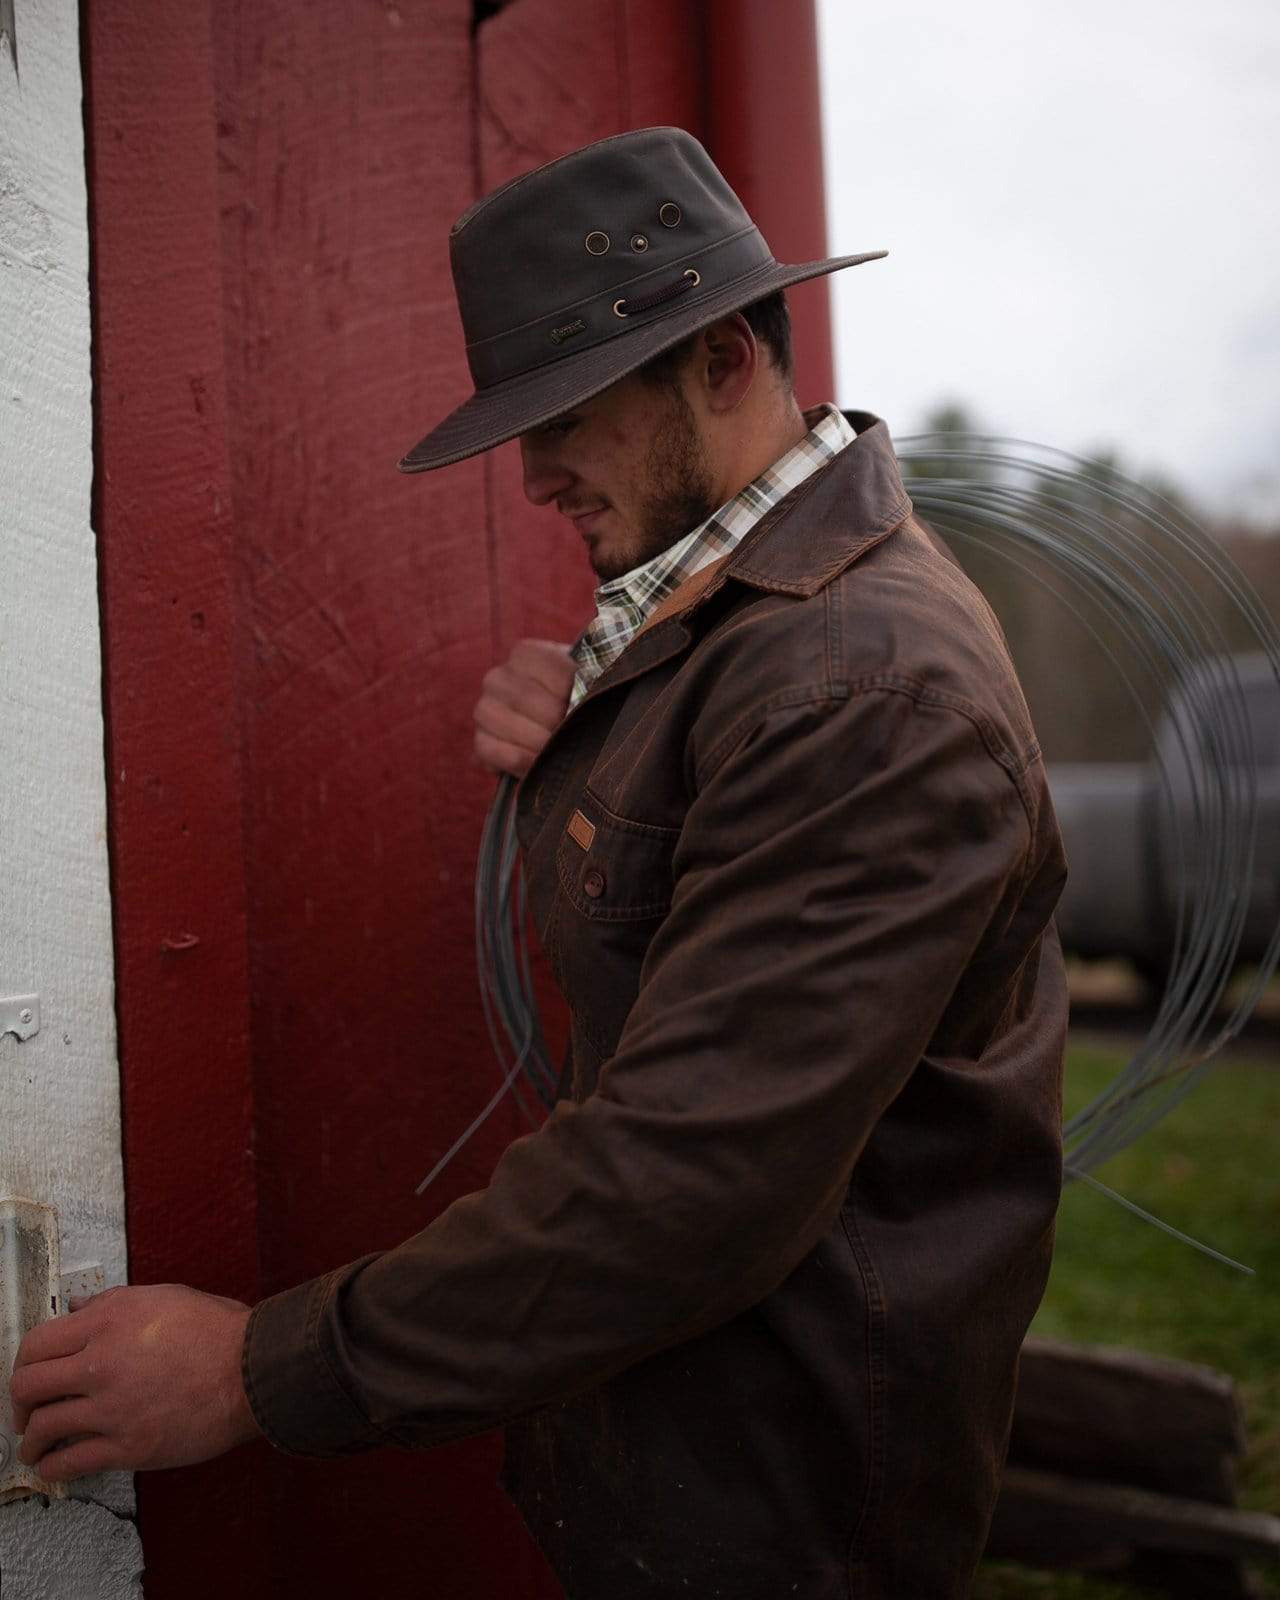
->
<box><xmin>987</xmin><ymin>1338</ymin><xmax>1280</xmax><ymax>1596</ymax></box>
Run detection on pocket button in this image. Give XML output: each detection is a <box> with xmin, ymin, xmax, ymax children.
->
<box><xmin>583</xmin><ymin>869</ymin><xmax>606</xmax><ymax>899</ymax></box>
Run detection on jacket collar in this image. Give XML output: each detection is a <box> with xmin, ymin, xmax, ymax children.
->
<box><xmin>724</xmin><ymin>410</ymin><xmax>911</xmax><ymax>597</ymax></box>
<box><xmin>574</xmin><ymin>411</ymin><xmax>912</xmax><ymax>706</ymax></box>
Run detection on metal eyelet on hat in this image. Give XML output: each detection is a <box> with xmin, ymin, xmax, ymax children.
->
<box><xmin>585</xmin><ymin>231</ymin><xmax>610</xmax><ymax>255</ymax></box>
<box><xmin>613</xmin><ymin>268</ymin><xmax>700</xmax><ymax>318</ymax></box>
<box><xmin>630</xmin><ymin>233</ymin><xmax>649</xmax><ymax>252</ymax></box>
<box><xmin>659</xmin><ymin>202</ymin><xmax>681</xmax><ymax>227</ymax></box>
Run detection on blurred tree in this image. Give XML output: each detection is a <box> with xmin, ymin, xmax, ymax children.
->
<box><xmin>905</xmin><ymin>400</ymin><xmax>995</xmax><ymax>480</ymax></box>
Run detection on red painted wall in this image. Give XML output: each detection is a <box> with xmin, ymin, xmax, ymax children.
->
<box><xmin>89</xmin><ymin>1</ymin><xmax>832</xmax><ymax>1594</ymax></box>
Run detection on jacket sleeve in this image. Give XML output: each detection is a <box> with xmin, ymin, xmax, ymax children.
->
<box><xmin>242</xmin><ymin>684</ymin><xmax>1037</xmax><ymax>1456</ymax></box>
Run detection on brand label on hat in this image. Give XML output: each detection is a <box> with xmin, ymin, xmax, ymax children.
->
<box><xmin>550</xmin><ymin>318</ymin><xmax>586</xmax><ymax>346</ymax></box>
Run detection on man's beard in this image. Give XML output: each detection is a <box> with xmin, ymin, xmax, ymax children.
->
<box><xmin>591</xmin><ymin>386</ymin><xmax>718</xmax><ymax>582</ymax></box>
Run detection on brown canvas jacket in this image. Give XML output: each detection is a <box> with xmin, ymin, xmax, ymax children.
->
<box><xmin>244</xmin><ymin>413</ymin><xmax>1068</xmax><ymax>1599</ymax></box>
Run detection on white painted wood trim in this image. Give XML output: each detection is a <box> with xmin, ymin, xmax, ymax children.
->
<box><xmin>1</xmin><ymin>0</ymin><xmax>142</xmax><ymax>1590</ymax></box>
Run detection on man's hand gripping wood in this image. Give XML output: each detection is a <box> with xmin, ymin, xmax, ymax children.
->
<box><xmin>9</xmin><ymin>1284</ymin><xmax>261</xmax><ymax>1481</ymax></box>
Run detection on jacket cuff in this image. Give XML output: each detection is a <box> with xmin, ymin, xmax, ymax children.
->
<box><xmin>241</xmin><ymin>1267</ymin><xmax>386</xmax><ymax>1457</ymax></box>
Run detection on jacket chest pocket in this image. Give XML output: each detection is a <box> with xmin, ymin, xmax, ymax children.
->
<box><xmin>548</xmin><ymin>797</ymin><xmax>679</xmax><ymax>1069</ymax></box>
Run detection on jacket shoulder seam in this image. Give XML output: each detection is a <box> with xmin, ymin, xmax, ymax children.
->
<box><xmin>841</xmin><ymin>676</ymin><xmax>1044</xmax><ymax>869</ymax></box>
<box><xmin>842</xmin><ymin>672</ymin><xmax>1041</xmax><ymax>778</ymax></box>
<box><xmin>697</xmin><ymin>682</ymin><xmax>846</xmax><ymax>786</ymax></box>
<box><xmin>697</xmin><ymin>673</ymin><xmax>1043</xmax><ymax>830</ymax></box>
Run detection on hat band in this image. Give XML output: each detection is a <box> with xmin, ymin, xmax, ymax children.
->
<box><xmin>465</xmin><ymin>226</ymin><xmax>773</xmax><ymax>390</ymax></box>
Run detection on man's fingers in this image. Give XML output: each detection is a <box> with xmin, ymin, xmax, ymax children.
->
<box><xmin>472</xmin><ymin>640</ymin><xmax>576</xmax><ymax>776</ymax></box>
<box><xmin>508</xmin><ymin>638</ymin><xmax>576</xmax><ymax>700</ymax></box>
<box><xmin>28</xmin><ymin>1433</ymin><xmax>116</xmax><ymax>1484</ymax></box>
<box><xmin>475</xmin><ymin>730</ymin><xmax>534</xmax><ymax>778</ymax></box>
<box><xmin>17</xmin><ymin>1398</ymin><xmax>100</xmax><ymax>1468</ymax></box>
<box><xmin>474</xmin><ymin>698</ymin><xmax>559</xmax><ymax>762</ymax></box>
<box><xmin>12</xmin><ymin>1313</ymin><xmax>91</xmax><ymax>1371</ymax></box>
<box><xmin>10</xmin><ymin>1352</ymin><xmax>87</xmax><ymax>1427</ymax></box>
<box><xmin>481</xmin><ymin>666</ymin><xmax>571</xmax><ymax>730</ymax></box>
<box><xmin>68</xmin><ymin>1286</ymin><xmax>121</xmax><ymax>1312</ymax></box>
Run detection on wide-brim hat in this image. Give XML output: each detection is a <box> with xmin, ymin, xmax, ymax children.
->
<box><xmin>398</xmin><ymin>127</ymin><xmax>885</xmax><ymax>473</ymax></box>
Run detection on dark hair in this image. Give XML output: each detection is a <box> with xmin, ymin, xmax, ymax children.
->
<box><xmin>636</xmin><ymin>289</ymin><xmax>793</xmax><ymax>390</ymax></box>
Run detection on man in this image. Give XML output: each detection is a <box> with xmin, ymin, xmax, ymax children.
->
<box><xmin>11</xmin><ymin>128</ymin><xmax>1066</xmax><ymax>1597</ymax></box>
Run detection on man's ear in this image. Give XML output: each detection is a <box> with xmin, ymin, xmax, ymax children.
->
<box><xmin>696</xmin><ymin>313</ymin><xmax>758</xmax><ymax>415</ymax></box>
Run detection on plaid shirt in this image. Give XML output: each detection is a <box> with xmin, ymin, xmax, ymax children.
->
<box><xmin>568</xmin><ymin>404</ymin><xmax>856</xmax><ymax>706</ymax></box>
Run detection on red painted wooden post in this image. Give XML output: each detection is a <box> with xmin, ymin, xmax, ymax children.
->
<box><xmin>82</xmin><ymin>1</ymin><xmax>266</xmax><ymax>1592</ymax></box>
<box><xmin>706</xmin><ymin>0</ymin><xmax>837</xmax><ymax>408</ymax></box>
<box><xmin>208</xmin><ymin>3</ymin><xmax>555</xmax><ymax>1595</ymax></box>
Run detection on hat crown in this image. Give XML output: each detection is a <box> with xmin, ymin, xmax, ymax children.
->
<box><xmin>450</xmin><ymin>127</ymin><xmax>771</xmax><ymax>387</ymax></box>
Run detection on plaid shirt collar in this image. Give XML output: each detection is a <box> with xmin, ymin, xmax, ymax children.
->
<box><xmin>569</xmin><ymin>403</ymin><xmax>856</xmax><ymax>706</ymax></box>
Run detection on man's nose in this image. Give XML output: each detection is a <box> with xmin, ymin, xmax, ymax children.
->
<box><xmin>519</xmin><ymin>439</ymin><xmax>574</xmax><ymax>507</ymax></box>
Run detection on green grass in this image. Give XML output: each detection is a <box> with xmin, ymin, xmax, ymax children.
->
<box><xmin>973</xmin><ymin>1035</ymin><xmax>1280</xmax><ymax>1599</ymax></box>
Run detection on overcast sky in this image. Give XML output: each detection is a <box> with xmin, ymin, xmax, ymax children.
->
<box><xmin>817</xmin><ymin>0</ymin><xmax>1280</xmax><ymax>525</ymax></box>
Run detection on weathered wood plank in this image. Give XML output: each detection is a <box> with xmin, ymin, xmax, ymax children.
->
<box><xmin>990</xmin><ymin>1464</ymin><xmax>1280</xmax><ymax>1570</ymax></box>
<box><xmin>1010</xmin><ymin>1336</ymin><xmax>1247</xmax><ymax>1503</ymax></box>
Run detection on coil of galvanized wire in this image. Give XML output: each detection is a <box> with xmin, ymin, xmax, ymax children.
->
<box><xmin>429</xmin><ymin>439</ymin><xmax>1280</xmax><ymax>1228</ymax></box>
<box><xmin>898</xmin><ymin>436</ymin><xmax>1280</xmax><ymax>1181</ymax></box>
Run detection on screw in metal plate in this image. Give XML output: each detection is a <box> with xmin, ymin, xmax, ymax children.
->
<box><xmin>18</xmin><ymin>1009</ymin><xmax>32</xmax><ymax>1026</ymax></box>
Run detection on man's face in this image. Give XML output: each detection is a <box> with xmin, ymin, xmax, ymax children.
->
<box><xmin>519</xmin><ymin>367</ymin><xmax>719</xmax><ymax>582</ymax></box>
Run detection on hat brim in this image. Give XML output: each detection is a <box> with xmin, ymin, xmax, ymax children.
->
<box><xmin>397</xmin><ymin>251</ymin><xmax>886</xmax><ymax>473</ymax></box>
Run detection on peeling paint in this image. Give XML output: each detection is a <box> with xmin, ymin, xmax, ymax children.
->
<box><xmin>0</xmin><ymin>1499</ymin><xmax>143</xmax><ymax>1600</ymax></box>
<box><xmin>0</xmin><ymin>160</ymin><xmax>57</xmax><ymax>273</ymax></box>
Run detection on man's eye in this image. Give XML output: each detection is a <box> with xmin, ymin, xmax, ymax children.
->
<box><xmin>543</xmin><ymin>417</ymin><xmax>579</xmax><ymax>438</ymax></box>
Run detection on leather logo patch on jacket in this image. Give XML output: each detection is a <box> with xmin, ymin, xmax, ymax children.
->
<box><xmin>566</xmin><ymin>809</ymin><xmax>596</xmax><ymax>851</ymax></box>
